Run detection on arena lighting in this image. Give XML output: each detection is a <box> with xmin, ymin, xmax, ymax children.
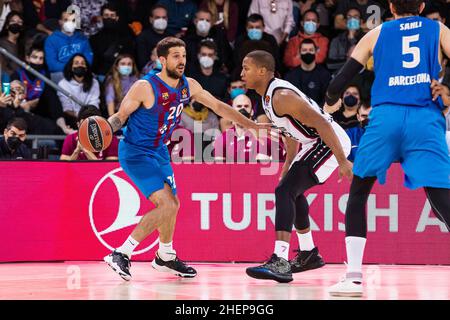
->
<box><xmin>0</xmin><ymin>46</ymin><xmax>86</xmax><ymax>108</ymax></box>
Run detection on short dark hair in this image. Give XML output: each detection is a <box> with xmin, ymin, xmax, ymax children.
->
<box><xmin>359</xmin><ymin>98</ymin><xmax>372</xmax><ymax>110</ymax></box>
<box><xmin>77</xmin><ymin>105</ymin><xmax>101</xmax><ymax>122</ymax></box>
<box><xmin>389</xmin><ymin>0</ymin><xmax>424</xmax><ymax>16</ymax></box>
<box><xmin>6</xmin><ymin>117</ymin><xmax>27</xmax><ymax>132</ymax></box>
<box><xmin>101</xmin><ymin>3</ymin><xmax>119</xmax><ymax>16</ymax></box>
<box><xmin>156</xmin><ymin>37</ymin><xmax>186</xmax><ymax>58</ymax></box>
<box><xmin>421</xmin><ymin>1</ymin><xmax>446</xmax><ymax>19</ymax></box>
<box><xmin>247</xmin><ymin>14</ymin><xmax>264</xmax><ymax>25</ymax></box>
<box><xmin>199</xmin><ymin>39</ymin><xmax>217</xmax><ymax>53</ymax></box>
<box><xmin>150</xmin><ymin>3</ymin><xmax>168</xmax><ymax>17</ymax></box>
<box><xmin>26</xmin><ymin>45</ymin><xmax>44</xmax><ymax>57</ymax></box>
<box><xmin>300</xmin><ymin>38</ymin><xmax>317</xmax><ymax>50</ymax></box>
<box><xmin>245</xmin><ymin>50</ymin><xmax>275</xmax><ymax>73</ymax></box>
<box><xmin>346</xmin><ymin>6</ymin><xmax>362</xmax><ymax>18</ymax></box>
<box><xmin>302</xmin><ymin>9</ymin><xmax>319</xmax><ymax>21</ymax></box>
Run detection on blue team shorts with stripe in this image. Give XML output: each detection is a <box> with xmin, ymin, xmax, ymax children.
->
<box><xmin>353</xmin><ymin>105</ymin><xmax>450</xmax><ymax>190</ymax></box>
<box><xmin>118</xmin><ymin>141</ymin><xmax>177</xmax><ymax>198</ymax></box>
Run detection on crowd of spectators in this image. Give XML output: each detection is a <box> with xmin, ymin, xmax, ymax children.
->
<box><xmin>0</xmin><ymin>0</ymin><xmax>449</xmax><ymax>161</ymax></box>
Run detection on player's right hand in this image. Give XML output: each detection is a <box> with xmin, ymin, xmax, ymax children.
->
<box><xmin>338</xmin><ymin>159</ymin><xmax>353</xmax><ymax>183</ymax></box>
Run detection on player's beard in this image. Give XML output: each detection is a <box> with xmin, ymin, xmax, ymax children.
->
<box><xmin>166</xmin><ymin>64</ymin><xmax>184</xmax><ymax>79</ymax></box>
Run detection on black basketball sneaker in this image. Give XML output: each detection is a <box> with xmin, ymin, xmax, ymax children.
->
<box><xmin>289</xmin><ymin>247</ymin><xmax>325</xmax><ymax>273</ymax></box>
<box><xmin>246</xmin><ymin>254</ymin><xmax>293</xmax><ymax>283</ymax></box>
<box><xmin>151</xmin><ymin>252</ymin><xmax>197</xmax><ymax>278</ymax></box>
<box><xmin>104</xmin><ymin>251</ymin><xmax>132</xmax><ymax>281</ymax></box>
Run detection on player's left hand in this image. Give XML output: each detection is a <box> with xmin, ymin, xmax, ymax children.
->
<box><xmin>338</xmin><ymin>159</ymin><xmax>353</xmax><ymax>183</ymax></box>
<box><xmin>251</xmin><ymin>122</ymin><xmax>273</xmax><ymax>139</ymax></box>
<box><xmin>323</xmin><ymin>98</ymin><xmax>342</xmax><ymax>114</ymax></box>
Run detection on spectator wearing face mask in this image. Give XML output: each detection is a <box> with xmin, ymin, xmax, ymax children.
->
<box><xmin>200</xmin><ymin>0</ymin><xmax>238</xmax><ymax>43</ymax></box>
<box><xmin>57</xmin><ymin>54</ymin><xmax>100</xmax><ymax>129</ymax></box>
<box><xmin>60</xmin><ymin>105</ymin><xmax>119</xmax><ymax>161</ymax></box>
<box><xmin>333</xmin><ymin>0</ymin><xmax>382</xmax><ymax>31</ymax></box>
<box><xmin>0</xmin><ymin>117</ymin><xmax>31</xmax><ymax>159</ymax></box>
<box><xmin>89</xmin><ymin>3</ymin><xmax>136</xmax><ymax>81</ymax></box>
<box><xmin>104</xmin><ymin>54</ymin><xmax>139</xmax><ymax>117</ymax></box>
<box><xmin>329</xmin><ymin>84</ymin><xmax>362</xmax><ymax>130</ymax></box>
<box><xmin>0</xmin><ymin>11</ymin><xmax>25</xmax><ymax>79</ymax></box>
<box><xmin>136</xmin><ymin>4</ymin><xmax>170</xmax><ymax>71</ymax></box>
<box><xmin>157</xmin><ymin>0</ymin><xmax>198</xmax><ymax>36</ymax></box>
<box><xmin>10</xmin><ymin>46</ymin><xmax>74</xmax><ymax>135</ymax></box>
<box><xmin>284</xmin><ymin>39</ymin><xmax>331</xmax><ymax>106</ymax></box>
<box><xmin>284</xmin><ymin>9</ymin><xmax>329</xmax><ymax>69</ymax></box>
<box><xmin>182</xmin><ymin>8</ymin><xmax>233</xmax><ymax>74</ymax></box>
<box><xmin>327</xmin><ymin>7</ymin><xmax>364</xmax><ymax>73</ymax></box>
<box><xmin>213</xmin><ymin>94</ymin><xmax>284</xmax><ymax>163</ymax></box>
<box><xmin>247</xmin><ymin>0</ymin><xmax>295</xmax><ymax>45</ymax></box>
<box><xmin>187</xmin><ymin>39</ymin><xmax>228</xmax><ymax>103</ymax></box>
<box><xmin>44</xmin><ymin>11</ymin><xmax>94</xmax><ymax>83</ymax></box>
<box><xmin>345</xmin><ymin>101</ymin><xmax>372</xmax><ymax>162</ymax></box>
<box><xmin>233</xmin><ymin>14</ymin><xmax>280</xmax><ymax>77</ymax></box>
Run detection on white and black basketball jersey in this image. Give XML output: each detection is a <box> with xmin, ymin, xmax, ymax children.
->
<box><xmin>262</xmin><ymin>77</ymin><xmax>338</xmax><ymax>145</ymax></box>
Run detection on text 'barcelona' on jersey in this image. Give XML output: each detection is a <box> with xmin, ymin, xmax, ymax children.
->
<box><xmin>123</xmin><ymin>71</ymin><xmax>191</xmax><ymax>150</ymax></box>
<box><xmin>371</xmin><ymin>16</ymin><xmax>441</xmax><ymax>109</ymax></box>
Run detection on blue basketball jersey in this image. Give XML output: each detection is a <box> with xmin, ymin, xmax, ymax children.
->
<box><xmin>122</xmin><ymin>71</ymin><xmax>191</xmax><ymax>151</ymax></box>
<box><xmin>371</xmin><ymin>16</ymin><xmax>442</xmax><ymax>109</ymax></box>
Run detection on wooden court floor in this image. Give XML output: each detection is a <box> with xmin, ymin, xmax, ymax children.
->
<box><xmin>0</xmin><ymin>262</ymin><xmax>449</xmax><ymax>300</ymax></box>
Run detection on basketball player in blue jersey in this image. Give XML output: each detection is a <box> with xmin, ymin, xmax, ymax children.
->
<box><xmin>324</xmin><ymin>0</ymin><xmax>450</xmax><ymax>297</ymax></box>
<box><xmin>103</xmin><ymin>37</ymin><xmax>267</xmax><ymax>281</ymax></box>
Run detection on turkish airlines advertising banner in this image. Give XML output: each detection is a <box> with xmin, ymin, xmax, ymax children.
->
<box><xmin>0</xmin><ymin>162</ymin><xmax>448</xmax><ymax>264</ymax></box>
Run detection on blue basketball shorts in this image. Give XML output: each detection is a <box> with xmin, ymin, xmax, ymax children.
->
<box><xmin>353</xmin><ymin>105</ymin><xmax>450</xmax><ymax>190</ymax></box>
<box><xmin>118</xmin><ymin>141</ymin><xmax>177</xmax><ymax>198</ymax></box>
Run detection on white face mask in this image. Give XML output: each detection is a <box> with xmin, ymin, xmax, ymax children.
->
<box><xmin>153</xmin><ymin>18</ymin><xmax>167</xmax><ymax>31</ymax></box>
<box><xmin>63</xmin><ymin>21</ymin><xmax>76</xmax><ymax>34</ymax></box>
<box><xmin>199</xmin><ymin>56</ymin><xmax>214</xmax><ymax>69</ymax></box>
<box><xmin>196</xmin><ymin>20</ymin><xmax>211</xmax><ymax>34</ymax></box>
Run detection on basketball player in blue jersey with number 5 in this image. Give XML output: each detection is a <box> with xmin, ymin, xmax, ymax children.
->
<box><xmin>324</xmin><ymin>0</ymin><xmax>450</xmax><ymax>297</ymax></box>
<box><xmin>103</xmin><ymin>37</ymin><xmax>268</xmax><ymax>280</ymax></box>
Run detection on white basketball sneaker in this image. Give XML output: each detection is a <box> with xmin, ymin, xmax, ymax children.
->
<box><xmin>328</xmin><ymin>272</ymin><xmax>363</xmax><ymax>297</ymax></box>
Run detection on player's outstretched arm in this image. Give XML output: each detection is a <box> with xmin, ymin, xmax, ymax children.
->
<box><xmin>273</xmin><ymin>89</ymin><xmax>353</xmax><ymax>180</ymax></box>
<box><xmin>107</xmin><ymin>80</ymin><xmax>153</xmax><ymax>132</ymax></box>
<box><xmin>187</xmin><ymin>78</ymin><xmax>266</xmax><ymax>131</ymax></box>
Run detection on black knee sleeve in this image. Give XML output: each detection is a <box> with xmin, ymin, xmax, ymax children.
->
<box><xmin>294</xmin><ymin>195</ymin><xmax>310</xmax><ymax>231</ymax></box>
<box><xmin>275</xmin><ymin>163</ymin><xmax>318</xmax><ymax>232</ymax></box>
<box><xmin>424</xmin><ymin>187</ymin><xmax>450</xmax><ymax>231</ymax></box>
<box><xmin>345</xmin><ymin>175</ymin><xmax>376</xmax><ymax>238</ymax></box>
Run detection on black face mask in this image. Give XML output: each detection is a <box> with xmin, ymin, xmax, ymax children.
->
<box><xmin>73</xmin><ymin>67</ymin><xmax>87</xmax><ymax>77</ymax></box>
<box><xmin>301</xmin><ymin>53</ymin><xmax>315</xmax><ymax>65</ymax></box>
<box><xmin>8</xmin><ymin>23</ymin><xmax>23</xmax><ymax>34</ymax></box>
<box><xmin>6</xmin><ymin>136</ymin><xmax>22</xmax><ymax>150</ymax></box>
<box><xmin>343</xmin><ymin>94</ymin><xmax>359</xmax><ymax>108</ymax></box>
<box><xmin>29</xmin><ymin>63</ymin><xmax>44</xmax><ymax>71</ymax></box>
<box><xmin>361</xmin><ymin>118</ymin><xmax>369</xmax><ymax>128</ymax></box>
<box><xmin>103</xmin><ymin>18</ymin><xmax>118</xmax><ymax>29</ymax></box>
<box><xmin>192</xmin><ymin>102</ymin><xmax>204</xmax><ymax>112</ymax></box>
<box><xmin>238</xmin><ymin>108</ymin><xmax>251</xmax><ymax>119</ymax></box>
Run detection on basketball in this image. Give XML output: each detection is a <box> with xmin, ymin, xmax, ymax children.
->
<box><xmin>78</xmin><ymin>116</ymin><xmax>113</xmax><ymax>153</ymax></box>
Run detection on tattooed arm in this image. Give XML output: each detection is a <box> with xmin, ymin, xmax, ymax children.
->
<box><xmin>107</xmin><ymin>80</ymin><xmax>154</xmax><ymax>132</ymax></box>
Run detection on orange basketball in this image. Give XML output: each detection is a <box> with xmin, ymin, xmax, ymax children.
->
<box><xmin>78</xmin><ymin>116</ymin><xmax>113</xmax><ymax>153</ymax></box>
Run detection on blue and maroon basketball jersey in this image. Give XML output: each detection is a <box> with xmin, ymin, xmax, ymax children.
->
<box><xmin>122</xmin><ymin>71</ymin><xmax>191</xmax><ymax>150</ymax></box>
<box><xmin>371</xmin><ymin>16</ymin><xmax>443</xmax><ymax>109</ymax></box>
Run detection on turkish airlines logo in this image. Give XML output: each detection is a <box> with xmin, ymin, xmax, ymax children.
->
<box><xmin>89</xmin><ymin>168</ymin><xmax>158</xmax><ymax>255</ymax></box>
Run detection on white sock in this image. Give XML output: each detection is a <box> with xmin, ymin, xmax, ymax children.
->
<box><xmin>158</xmin><ymin>241</ymin><xmax>177</xmax><ymax>261</ymax></box>
<box><xmin>297</xmin><ymin>231</ymin><xmax>315</xmax><ymax>251</ymax></box>
<box><xmin>274</xmin><ymin>240</ymin><xmax>289</xmax><ymax>260</ymax></box>
<box><xmin>345</xmin><ymin>236</ymin><xmax>366</xmax><ymax>275</ymax></box>
<box><xmin>116</xmin><ymin>236</ymin><xmax>140</xmax><ymax>258</ymax></box>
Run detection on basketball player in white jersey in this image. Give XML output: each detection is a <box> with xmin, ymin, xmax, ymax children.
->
<box><xmin>243</xmin><ymin>50</ymin><xmax>353</xmax><ymax>283</ymax></box>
